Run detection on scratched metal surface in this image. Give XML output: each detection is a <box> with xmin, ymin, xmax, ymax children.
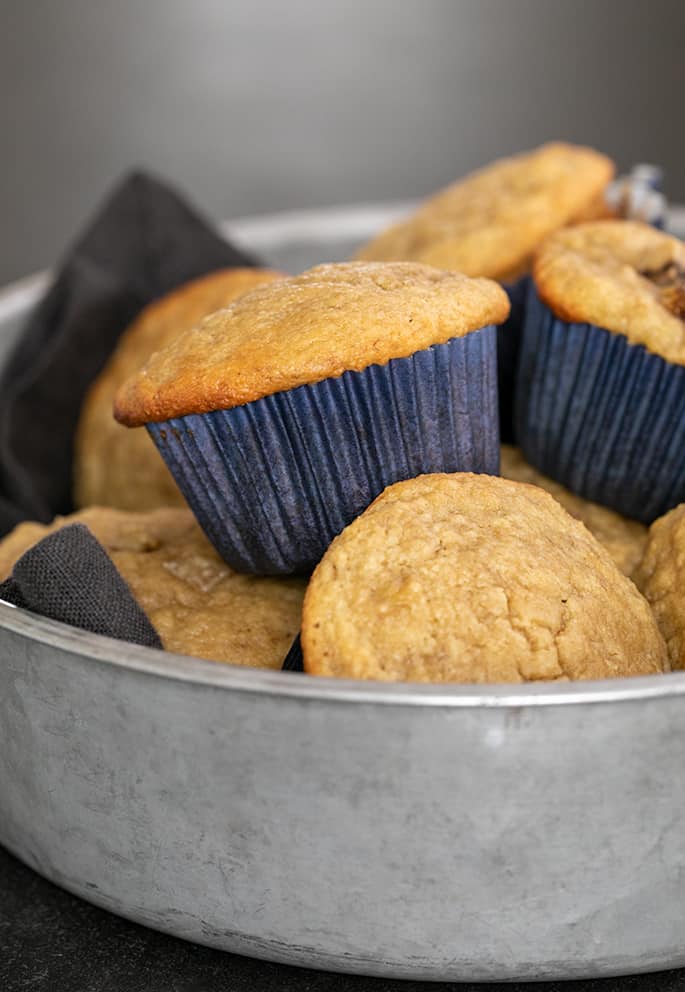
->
<box><xmin>1</xmin><ymin>204</ymin><xmax>685</xmax><ymax>981</ymax></box>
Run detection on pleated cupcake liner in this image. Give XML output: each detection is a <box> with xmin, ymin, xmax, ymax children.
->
<box><xmin>515</xmin><ymin>288</ymin><xmax>685</xmax><ymax>523</ymax></box>
<box><xmin>498</xmin><ymin>275</ymin><xmax>530</xmax><ymax>444</ymax></box>
<box><xmin>607</xmin><ymin>165</ymin><xmax>667</xmax><ymax>229</ymax></box>
<box><xmin>147</xmin><ymin>325</ymin><xmax>500</xmax><ymax>575</ymax></box>
<box><xmin>282</xmin><ymin>634</ymin><xmax>303</xmax><ymax>672</ymax></box>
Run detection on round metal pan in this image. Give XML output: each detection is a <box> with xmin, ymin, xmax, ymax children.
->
<box><xmin>1</xmin><ymin>204</ymin><xmax>685</xmax><ymax>983</ymax></box>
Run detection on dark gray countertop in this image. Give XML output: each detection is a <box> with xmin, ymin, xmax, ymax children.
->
<box><xmin>2</xmin><ymin>844</ymin><xmax>684</xmax><ymax>992</ymax></box>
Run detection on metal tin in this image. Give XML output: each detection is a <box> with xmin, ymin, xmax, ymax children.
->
<box><xmin>2</xmin><ymin>204</ymin><xmax>685</xmax><ymax>982</ymax></box>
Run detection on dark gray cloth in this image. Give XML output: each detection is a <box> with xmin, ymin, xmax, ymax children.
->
<box><xmin>0</xmin><ymin>170</ymin><xmax>259</xmax><ymax>535</ymax></box>
<box><xmin>0</xmin><ymin>523</ymin><xmax>161</xmax><ymax>647</ymax></box>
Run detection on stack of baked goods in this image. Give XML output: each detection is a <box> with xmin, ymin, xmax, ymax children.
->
<box><xmin>3</xmin><ymin>141</ymin><xmax>684</xmax><ymax>685</ymax></box>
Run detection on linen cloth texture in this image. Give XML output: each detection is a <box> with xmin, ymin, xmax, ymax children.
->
<box><xmin>0</xmin><ymin>171</ymin><xmax>258</xmax><ymax>534</ymax></box>
<box><xmin>0</xmin><ymin>523</ymin><xmax>161</xmax><ymax>647</ymax></box>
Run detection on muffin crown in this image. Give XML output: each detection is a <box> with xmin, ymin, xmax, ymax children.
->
<box><xmin>534</xmin><ymin>220</ymin><xmax>685</xmax><ymax>364</ymax></box>
<box><xmin>356</xmin><ymin>142</ymin><xmax>614</xmax><ymax>280</ymax></box>
<box><xmin>114</xmin><ymin>261</ymin><xmax>509</xmax><ymax>425</ymax></box>
<box><xmin>301</xmin><ymin>473</ymin><xmax>667</xmax><ymax>683</ymax></box>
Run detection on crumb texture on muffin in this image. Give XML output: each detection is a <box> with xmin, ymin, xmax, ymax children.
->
<box><xmin>74</xmin><ymin>267</ymin><xmax>283</xmax><ymax>510</ymax></box>
<box><xmin>633</xmin><ymin>503</ymin><xmax>685</xmax><ymax>669</ymax></box>
<box><xmin>534</xmin><ymin>220</ymin><xmax>685</xmax><ymax>364</ymax></box>
<box><xmin>500</xmin><ymin>446</ymin><xmax>647</xmax><ymax>576</ymax></box>
<box><xmin>113</xmin><ymin>261</ymin><xmax>510</xmax><ymax>425</ymax></box>
<box><xmin>301</xmin><ymin>473</ymin><xmax>667</xmax><ymax>683</ymax></box>
<box><xmin>0</xmin><ymin>507</ymin><xmax>305</xmax><ymax>668</ymax></box>
<box><xmin>355</xmin><ymin>142</ymin><xmax>614</xmax><ymax>280</ymax></box>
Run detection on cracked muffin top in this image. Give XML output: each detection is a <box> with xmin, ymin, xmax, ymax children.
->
<box><xmin>500</xmin><ymin>446</ymin><xmax>647</xmax><ymax>577</ymax></box>
<box><xmin>301</xmin><ymin>473</ymin><xmax>667</xmax><ymax>683</ymax></box>
<box><xmin>75</xmin><ymin>267</ymin><xmax>283</xmax><ymax>511</ymax></box>
<box><xmin>355</xmin><ymin>142</ymin><xmax>614</xmax><ymax>281</ymax></box>
<box><xmin>534</xmin><ymin>220</ymin><xmax>685</xmax><ymax>364</ymax></box>
<box><xmin>113</xmin><ymin>261</ymin><xmax>510</xmax><ymax>426</ymax></box>
<box><xmin>633</xmin><ymin>503</ymin><xmax>685</xmax><ymax>670</ymax></box>
<box><xmin>0</xmin><ymin>507</ymin><xmax>305</xmax><ymax>669</ymax></box>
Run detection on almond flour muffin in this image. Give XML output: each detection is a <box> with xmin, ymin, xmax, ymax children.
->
<box><xmin>114</xmin><ymin>262</ymin><xmax>510</xmax><ymax>575</ymax></box>
<box><xmin>356</xmin><ymin>142</ymin><xmax>614</xmax><ymax>444</ymax></box>
<box><xmin>633</xmin><ymin>504</ymin><xmax>685</xmax><ymax>669</ymax></box>
<box><xmin>0</xmin><ymin>507</ymin><xmax>305</xmax><ymax>668</ymax></box>
<box><xmin>301</xmin><ymin>474</ymin><xmax>667</xmax><ymax>683</ymax></box>
<box><xmin>517</xmin><ymin>221</ymin><xmax>685</xmax><ymax>522</ymax></box>
<box><xmin>74</xmin><ymin>267</ymin><xmax>283</xmax><ymax>512</ymax></box>
<box><xmin>356</xmin><ymin>143</ymin><xmax>614</xmax><ymax>279</ymax></box>
<box><xmin>500</xmin><ymin>446</ymin><xmax>647</xmax><ymax>576</ymax></box>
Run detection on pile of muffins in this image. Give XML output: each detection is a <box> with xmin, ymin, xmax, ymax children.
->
<box><xmin>5</xmin><ymin>140</ymin><xmax>685</xmax><ymax>685</ymax></box>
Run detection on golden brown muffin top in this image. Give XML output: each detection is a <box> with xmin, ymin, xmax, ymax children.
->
<box><xmin>500</xmin><ymin>446</ymin><xmax>647</xmax><ymax>577</ymax></box>
<box><xmin>301</xmin><ymin>473</ymin><xmax>667</xmax><ymax>683</ymax></box>
<box><xmin>0</xmin><ymin>507</ymin><xmax>305</xmax><ymax>669</ymax></box>
<box><xmin>633</xmin><ymin>503</ymin><xmax>685</xmax><ymax>670</ymax></box>
<box><xmin>534</xmin><ymin>221</ymin><xmax>685</xmax><ymax>364</ymax></box>
<box><xmin>113</xmin><ymin>261</ymin><xmax>510</xmax><ymax>425</ymax></box>
<box><xmin>74</xmin><ymin>267</ymin><xmax>283</xmax><ymax>512</ymax></box>
<box><xmin>355</xmin><ymin>143</ymin><xmax>614</xmax><ymax>280</ymax></box>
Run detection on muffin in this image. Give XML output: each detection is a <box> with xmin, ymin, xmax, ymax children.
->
<box><xmin>74</xmin><ymin>267</ymin><xmax>283</xmax><ymax>512</ymax></box>
<box><xmin>356</xmin><ymin>142</ymin><xmax>615</xmax><ymax>441</ymax></box>
<box><xmin>301</xmin><ymin>473</ymin><xmax>667</xmax><ymax>683</ymax></box>
<box><xmin>0</xmin><ymin>507</ymin><xmax>305</xmax><ymax>668</ymax></box>
<box><xmin>114</xmin><ymin>262</ymin><xmax>510</xmax><ymax>575</ymax></box>
<box><xmin>633</xmin><ymin>503</ymin><xmax>685</xmax><ymax>669</ymax></box>
<box><xmin>516</xmin><ymin>220</ymin><xmax>685</xmax><ymax>522</ymax></box>
<box><xmin>500</xmin><ymin>446</ymin><xmax>647</xmax><ymax>576</ymax></box>
<box><xmin>356</xmin><ymin>143</ymin><xmax>614</xmax><ymax>277</ymax></box>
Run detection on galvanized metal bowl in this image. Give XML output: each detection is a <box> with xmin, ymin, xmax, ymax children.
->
<box><xmin>2</xmin><ymin>204</ymin><xmax>685</xmax><ymax>983</ymax></box>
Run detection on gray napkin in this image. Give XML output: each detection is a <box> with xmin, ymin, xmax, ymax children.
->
<box><xmin>0</xmin><ymin>170</ymin><xmax>259</xmax><ymax>535</ymax></box>
<box><xmin>0</xmin><ymin>524</ymin><xmax>161</xmax><ymax>647</ymax></box>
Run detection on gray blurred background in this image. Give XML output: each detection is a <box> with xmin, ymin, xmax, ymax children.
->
<box><xmin>2</xmin><ymin>0</ymin><xmax>684</xmax><ymax>284</ymax></box>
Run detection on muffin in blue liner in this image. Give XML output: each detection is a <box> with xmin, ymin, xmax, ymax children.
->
<box><xmin>147</xmin><ymin>325</ymin><xmax>499</xmax><ymax>574</ymax></box>
<box><xmin>498</xmin><ymin>275</ymin><xmax>530</xmax><ymax>443</ymax></box>
<box><xmin>353</xmin><ymin>144</ymin><xmax>616</xmax><ymax>445</ymax></box>
<box><xmin>501</xmin><ymin>166</ymin><xmax>667</xmax><ymax>444</ymax></box>
<box><xmin>116</xmin><ymin>262</ymin><xmax>510</xmax><ymax>575</ymax></box>
<box><xmin>516</xmin><ymin>221</ymin><xmax>685</xmax><ymax>523</ymax></box>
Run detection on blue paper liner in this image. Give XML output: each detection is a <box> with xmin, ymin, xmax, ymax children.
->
<box><xmin>516</xmin><ymin>288</ymin><xmax>685</xmax><ymax>523</ymax></box>
<box><xmin>607</xmin><ymin>165</ymin><xmax>667</xmax><ymax>229</ymax></box>
<box><xmin>498</xmin><ymin>275</ymin><xmax>530</xmax><ymax>443</ymax></box>
<box><xmin>282</xmin><ymin>634</ymin><xmax>303</xmax><ymax>672</ymax></box>
<box><xmin>147</xmin><ymin>325</ymin><xmax>499</xmax><ymax>575</ymax></box>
